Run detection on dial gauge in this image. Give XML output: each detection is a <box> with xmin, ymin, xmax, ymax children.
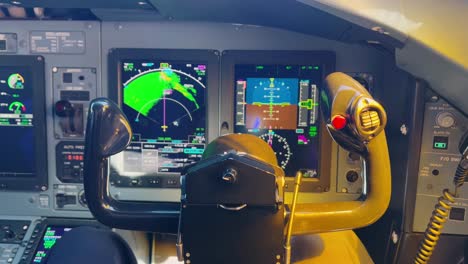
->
<box><xmin>259</xmin><ymin>130</ymin><xmax>292</xmax><ymax>169</ymax></box>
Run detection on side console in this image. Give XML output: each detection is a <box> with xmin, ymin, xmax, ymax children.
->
<box><xmin>413</xmin><ymin>90</ymin><xmax>468</xmax><ymax>234</ymax></box>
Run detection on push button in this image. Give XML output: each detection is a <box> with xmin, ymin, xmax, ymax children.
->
<box><xmin>449</xmin><ymin>207</ymin><xmax>465</xmax><ymax>221</ymax></box>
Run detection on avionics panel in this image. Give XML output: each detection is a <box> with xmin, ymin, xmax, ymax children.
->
<box><xmin>222</xmin><ymin>50</ymin><xmax>335</xmax><ymax>192</ymax></box>
<box><xmin>413</xmin><ymin>91</ymin><xmax>468</xmax><ymax>235</ymax></box>
<box><xmin>108</xmin><ymin>49</ymin><xmax>219</xmax><ymax>189</ymax></box>
<box><xmin>0</xmin><ymin>55</ymin><xmax>47</xmax><ymax>191</ymax></box>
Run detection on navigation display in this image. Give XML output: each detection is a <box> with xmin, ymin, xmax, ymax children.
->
<box><xmin>111</xmin><ymin>59</ymin><xmax>206</xmax><ymax>187</ymax></box>
<box><xmin>234</xmin><ymin>64</ymin><xmax>321</xmax><ymax>177</ymax></box>
<box><xmin>0</xmin><ymin>67</ymin><xmax>35</xmax><ymax>177</ymax></box>
<box><xmin>32</xmin><ymin>226</ymin><xmax>73</xmax><ymax>263</ymax></box>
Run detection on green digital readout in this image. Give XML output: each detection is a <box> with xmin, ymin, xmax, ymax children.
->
<box><xmin>433</xmin><ymin>136</ymin><xmax>449</xmax><ymax>150</ymax></box>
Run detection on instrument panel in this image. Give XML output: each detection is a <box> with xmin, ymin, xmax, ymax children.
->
<box><xmin>0</xmin><ymin>20</ymin><xmax>390</xmax><ymax>217</ymax></box>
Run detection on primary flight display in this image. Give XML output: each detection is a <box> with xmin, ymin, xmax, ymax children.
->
<box><xmin>234</xmin><ymin>64</ymin><xmax>321</xmax><ymax>177</ymax></box>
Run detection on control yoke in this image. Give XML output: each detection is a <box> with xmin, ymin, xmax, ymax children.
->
<box><xmin>83</xmin><ymin>72</ymin><xmax>391</xmax><ymax>235</ymax></box>
<box><xmin>83</xmin><ymin>98</ymin><xmax>178</xmax><ymax>232</ymax></box>
<box><xmin>290</xmin><ymin>72</ymin><xmax>391</xmax><ymax>234</ymax></box>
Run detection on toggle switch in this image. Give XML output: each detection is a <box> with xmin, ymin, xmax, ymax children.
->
<box><xmin>55</xmin><ymin>100</ymin><xmax>74</xmax><ymax>117</ymax></box>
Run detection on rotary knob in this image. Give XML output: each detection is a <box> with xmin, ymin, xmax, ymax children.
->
<box><xmin>436</xmin><ymin>112</ymin><xmax>456</xmax><ymax>128</ymax></box>
<box><xmin>55</xmin><ymin>100</ymin><xmax>74</xmax><ymax>117</ymax></box>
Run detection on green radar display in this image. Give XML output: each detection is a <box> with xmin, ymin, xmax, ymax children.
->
<box><xmin>117</xmin><ymin>60</ymin><xmax>207</xmax><ymax>177</ymax></box>
<box><xmin>122</xmin><ymin>61</ymin><xmax>206</xmax><ymax>138</ymax></box>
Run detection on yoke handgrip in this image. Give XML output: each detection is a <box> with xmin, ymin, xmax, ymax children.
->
<box><xmin>291</xmin><ymin>72</ymin><xmax>391</xmax><ymax>235</ymax></box>
<box><xmin>83</xmin><ymin>98</ymin><xmax>178</xmax><ymax>232</ymax></box>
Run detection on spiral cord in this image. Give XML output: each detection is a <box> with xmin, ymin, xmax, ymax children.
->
<box><xmin>414</xmin><ymin>189</ymin><xmax>456</xmax><ymax>264</ymax></box>
<box><xmin>453</xmin><ymin>165</ymin><xmax>468</xmax><ymax>189</ymax></box>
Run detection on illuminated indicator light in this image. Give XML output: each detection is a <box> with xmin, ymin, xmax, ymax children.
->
<box><xmin>286</xmin><ymin>66</ymin><xmax>292</xmax><ymax>70</ymax></box>
<box><xmin>296</xmin><ymin>128</ymin><xmax>304</xmax><ymax>133</ymax></box>
<box><xmin>256</xmin><ymin>65</ymin><xmax>264</xmax><ymax>70</ymax></box>
<box><xmin>301</xmin><ymin>66</ymin><xmax>306</xmax><ymax>70</ymax></box>
<box><xmin>314</xmin><ymin>66</ymin><xmax>319</xmax><ymax>70</ymax></box>
<box><xmin>433</xmin><ymin>136</ymin><xmax>448</xmax><ymax>150</ymax></box>
<box><xmin>434</xmin><ymin>142</ymin><xmax>447</xmax><ymax>149</ymax></box>
<box><xmin>331</xmin><ymin>115</ymin><xmax>347</xmax><ymax>130</ymax></box>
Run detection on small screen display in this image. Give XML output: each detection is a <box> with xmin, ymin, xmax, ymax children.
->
<box><xmin>0</xmin><ymin>40</ymin><xmax>6</xmax><ymax>51</ymax></box>
<box><xmin>234</xmin><ymin>64</ymin><xmax>322</xmax><ymax>177</ymax></box>
<box><xmin>0</xmin><ymin>67</ymin><xmax>35</xmax><ymax>177</ymax></box>
<box><xmin>32</xmin><ymin>226</ymin><xmax>73</xmax><ymax>263</ymax></box>
<box><xmin>112</xmin><ymin>60</ymin><xmax>206</xmax><ymax>180</ymax></box>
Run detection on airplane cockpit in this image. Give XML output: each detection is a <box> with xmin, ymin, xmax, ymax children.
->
<box><xmin>0</xmin><ymin>1</ymin><xmax>467</xmax><ymax>263</ymax></box>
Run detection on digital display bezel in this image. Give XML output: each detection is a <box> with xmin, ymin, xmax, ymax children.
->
<box><xmin>30</xmin><ymin>219</ymin><xmax>107</xmax><ymax>264</ymax></box>
<box><xmin>32</xmin><ymin>225</ymin><xmax>73</xmax><ymax>263</ymax></box>
<box><xmin>221</xmin><ymin>50</ymin><xmax>335</xmax><ymax>192</ymax></box>
<box><xmin>0</xmin><ymin>55</ymin><xmax>48</xmax><ymax>191</ymax></box>
<box><xmin>107</xmin><ymin>48</ymin><xmax>219</xmax><ymax>197</ymax></box>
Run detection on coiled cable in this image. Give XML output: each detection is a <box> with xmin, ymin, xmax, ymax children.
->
<box><xmin>453</xmin><ymin>164</ymin><xmax>468</xmax><ymax>191</ymax></box>
<box><xmin>414</xmin><ymin>189</ymin><xmax>456</xmax><ymax>264</ymax></box>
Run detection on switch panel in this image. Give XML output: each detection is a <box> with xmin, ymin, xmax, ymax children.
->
<box><xmin>413</xmin><ymin>93</ymin><xmax>468</xmax><ymax>234</ymax></box>
<box><xmin>52</xmin><ymin>67</ymin><xmax>96</xmax><ymax>139</ymax></box>
<box><xmin>55</xmin><ymin>142</ymin><xmax>84</xmax><ymax>183</ymax></box>
<box><xmin>53</xmin><ymin>184</ymin><xmax>87</xmax><ymax>211</ymax></box>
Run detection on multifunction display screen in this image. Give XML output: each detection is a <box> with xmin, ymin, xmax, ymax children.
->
<box><xmin>234</xmin><ymin>64</ymin><xmax>322</xmax><ymax>177</ymax></box>
<box><xmin>0</xmin><ymin>67</ymin><xmax>35</xmax><ymax>177</ymax></box>
<box><xmin>32</xmin><ymin>226</ymin><xmax>73</xmax><ymax>263</ymax></box>
<box><xmin>112</xmin><ymin>60</ymin><xmax>206</xmax><ymax>182</ymax></box>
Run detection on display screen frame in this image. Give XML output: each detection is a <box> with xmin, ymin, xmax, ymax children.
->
<box><xmin>221</xmin><ymin>50</ymin><xmax>335</xmax><ymax>192</ymax></box>
<box><xmin>30</xmin><ymin>218</ymin><xmax>107</xmax><ymax>264</ymax></box>
<box><xmin>0</xmin><ymin>55</ymin><xmax>48</xmax><ymax>191</ymax></box>
<box><xmin>107</xmin><ymin>48</ymin><xmax>219</xmax><ymax>192</ymax></box>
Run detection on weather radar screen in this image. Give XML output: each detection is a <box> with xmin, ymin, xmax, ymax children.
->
<box><xmin>113</xmin><ymin>60</ymin><xmax>206</xmax><ymax>187</ymax></box>
<box><xmin>234</xmin><ymin>64</ymin><xmax>322</xmax><ymax>177</ymax></box>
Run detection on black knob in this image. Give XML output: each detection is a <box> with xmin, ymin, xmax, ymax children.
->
<box><xmin>79</xmin><ymin>190</ymin><xmax>87</xmax><ymax>207</ymax></box>
<box><xmin>348</xmin><ymin>152</ymin><xmax>361</xmax><ymax>162</ymax></box>
<box><xmin>55</xmin><ymin>100</ymin><xmax>74</xmax><ymax>117</ymax></box>
<box><xmin>346</xmin><ymin>170</ymin><xmax>360</xmax><ymax>183</ymax></box>
<box><xmin>4</xmin><ymin>229</ymin><xmax>15</xmax><ymax>239</ymax></box>
<box><xmin>221</xmin><ymin>168</ymin><xmax>238</xmax><ymax>184</ymax></box>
